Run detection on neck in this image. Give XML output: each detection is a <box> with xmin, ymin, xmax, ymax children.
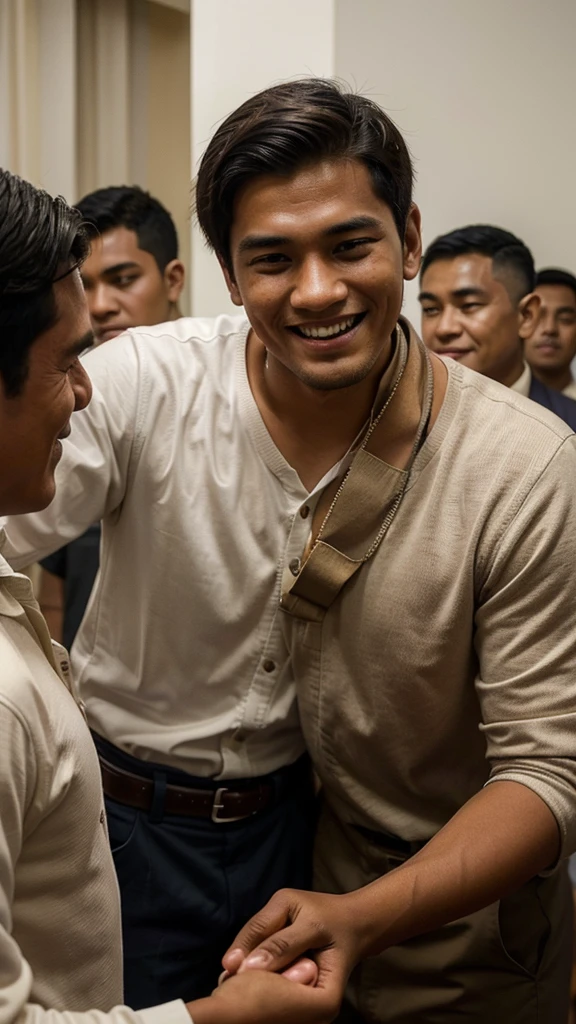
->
<box><xmin>247</xmin><ymin>331</ymin><xmax>394</xmax><ymax>491</ymax></box>
<box><xmin>532</xmin><ymin>365</ymin><xmax>573</xmax><ymax>392</ymax></box>
<box><xmin>493</xmin><ymin>351</ymin><xmax>526</xmax><ymax>389</ymax></box>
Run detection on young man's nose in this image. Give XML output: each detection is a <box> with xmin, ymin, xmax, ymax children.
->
<box><xmin>434</xmin><ymin>307</ymin><xmax>463</xmax><ymax>341</ymax></box>
<box><xmin>71</xmin><ymin>360</ymin><xmax>93</xmax><ymax>412</ymax></box>
<box><xmin>290</xmin><ymin>256</ymin><xmax>348</xmax><ymax>311</ymax></box>
<box><xmin>89</xmin><ymin>283</ymin><xmax>121</xmax><ymax>320</ymax></box>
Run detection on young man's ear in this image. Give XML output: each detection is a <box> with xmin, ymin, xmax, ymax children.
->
<box><xmin>518</xmin><ymin>292</ymin><xmax>541</xmax><ymax>340</ymax></box>
<box><xmin>163</xmin><ymin>260</ymin><xmax>186</xmax><ymax>304</ymax></box>
<box><xmin>218</xmin><ymin>256</ymin><xmax>243</xmax><ymax>307</ymax></box>
<box><xmin>403</xmin><ymin>204</ymin><xmax>423</xmax><ymax>282</ymax></box>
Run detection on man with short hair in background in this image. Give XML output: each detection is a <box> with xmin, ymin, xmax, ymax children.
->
<box><xmin>39</xmin><ymin>186</ymin><xmax>186</xmax><ymax>649</ymax></box>
<box><xmin>418</xmin><ymin>224</ymin><xmax>576</xmax><ymax>428</ymax></box>
<box><xmin>524</xmin><ymin>268</ymin><xmax>576</xmax><ymax>400</ymax></box>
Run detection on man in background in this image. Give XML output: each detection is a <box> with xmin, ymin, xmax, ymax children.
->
<box><xmin>40</xmin><ymin>186</ymin><xmax>185</xmax><ymax>648</ymax></box>
<box><xmin>524</xmin><ymin>268</ymin><xmax>576</xmax><ymax>399</ymax></box>
<box><xmin>418</xmin><ymin>224</ymin><xmax>576</xmax><ymax>428</ymax></box>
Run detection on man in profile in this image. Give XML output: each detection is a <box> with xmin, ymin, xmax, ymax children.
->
<box><xmin>524</xmin><ymin>267</ymin><xmax>576</xmax><ymax>399</ymax></box>
<box><xmin>40</xmin><ymin>186</ymin><xmax>185</xmax><ymax>650</ymax></box>
<box><xmin>418</xmin><ymin>224</ymin><xmax>576</xmax><ymax>428</ymax></box>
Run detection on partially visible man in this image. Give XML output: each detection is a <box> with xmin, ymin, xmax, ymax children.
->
<box><xmin>39</xmin><ymin>186</ymin><xmax>185</xmax><ymax>649</ymax></box>
<box><xmin>524</xmin><ymin>268</ymin><xmax>576</xmax><ymax>399</ymax></box>
<box><xmin>418</xmin><ymin>224</ymin><xmax>576</xmax><ymax>428</ymax></box>
<box><xmin>0</xmin><ymin>167</ymin><xmax>324</xmax><ymax>1024</ymax></box>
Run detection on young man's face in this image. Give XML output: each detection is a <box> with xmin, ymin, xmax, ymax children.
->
<box><xmin>80</xmin><ymin>226</ymin><xmax>184</xmax><ymax>344</ymax></box>
<box><xmin>419</xmin><ymin>253</ymin><xmax>537</xmax><ymax>385</ymax></box>
<box><xmin>223</xmin><ymin>158</ymin><xmax>421</xmax><ymax>391</ymax></box>
<box><xmin>0</xmin><ymin>271</ymin><xmax>92</xmax><ymax>515</ymax></box>
<box><xmin>524</xmin><ymin>283</ymin><xmax>576</xmax><ymax>373</ymax></box>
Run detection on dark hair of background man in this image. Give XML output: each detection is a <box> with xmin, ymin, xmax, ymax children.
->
<box><xmin>195</xmin><ymin>77</ymin><xmax>414</xmax><ymax>269</ymax></box>
<box><xmin>536</xmin><ymin>267</ymin><xmax>576</xmax><ymax>300</ymax></box>
<box><xmin>421</xmin><ymin>224</ymin><xmax>535</xmax><ymax>302</ymax></box>
<box><xmin>0</xmin><ymin>169</ymin><xmax>88</xmax><ymax>397</ymax></box>
<box><xmin>77</xmin><ymin>185</ymin><xmax>179</xmax><ymax>272</ymax></box>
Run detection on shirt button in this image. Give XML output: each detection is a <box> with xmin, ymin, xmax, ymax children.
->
<box><xmin>300</xmin><ymin>505</ymin><xmax>310</xmax><ymax>519</ymax></box>
<box><xmin>263</xmin><ymin>659</ymin><xmax>276</xmax><ymax>673</ymax></box>
<box><xmin>289</xmin><ymin>557</ymin><xmax>301</xmax><ymax>576</ymax></box>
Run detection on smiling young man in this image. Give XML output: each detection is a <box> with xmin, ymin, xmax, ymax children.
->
<box><xmin>418</xmin><ymin>224</ymin><xmax>576</xmax><ymax>428</ymax></box>
<box><xmin>524</xmin><ymin>267</ymin><xmax>576</xmax><ymax>399</ymax></box>
<box><xmin>3</xmin><ymin>82</ymin><xmax>576</xmax><ymax>1023</ymax></box>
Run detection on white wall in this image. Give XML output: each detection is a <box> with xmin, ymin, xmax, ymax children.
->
<box><xmin>335</xmin><ymin>0</ymin><xmax>576</xmax><ymax>327</ymax></box>
<box><xmin>190</xmin><ymin>0</ymin><xmax>335</xmax><ymax>315</ymax></box>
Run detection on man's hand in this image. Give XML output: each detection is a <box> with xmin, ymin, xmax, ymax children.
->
<box><xmin>187</xmin><ymin>968</ymin><xmax>337</xmax><ymax>1024</ymax></box>
<box><xmin>221</xmin><ymin>888</ymin><xmax>367</xmax><ymax>1011</ymax></box>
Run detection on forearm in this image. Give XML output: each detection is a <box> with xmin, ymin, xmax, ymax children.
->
<box><xmin>352</xmin><ymin>780</ymin><xmax>560</xmax><ymax>958</ymax></box>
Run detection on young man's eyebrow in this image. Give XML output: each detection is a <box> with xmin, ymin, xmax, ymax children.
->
<box><xmin>418</xmin><ymin>286</ymin><xmax>489</xmax><ymax>302</ymax></box>
<box><xmin>237</xmin><ymin>235</ymin><xmax>290</xmax><ymax>254</ymax></box>
<box><xmin>81</xmin><ymin>261</ymin><xmax>140</xmax><ymax>279</ymax></box>
<box><xmin>323</xmin><ymin>215</ymin><xmax>383</xmax><ymax>237</ymax></box>
<box><xmin>64</xmin><ymin>329</ymin><xmax>95</xmax><ymax>359</ymax></box>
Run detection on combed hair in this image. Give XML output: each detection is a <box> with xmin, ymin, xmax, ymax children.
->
<box><xmin>195</xmin><ymin>78</ymin><xmax>414</xmax><ymax>268</ymax></box>
<box><xmin>0</xmin><ymin>169</ymin><xmax>89</xmax><ymax>396</ymax></box>
<box><xmin>421</xmin><ymin>224</ymin><xmax>535</xmax><ymax>300</ymax></box>
<box><xmin>76</xmin><ymin>185</ymin><xmax>178</xmax><ymax>271</ymax></box>
<box><xmin>536</xmin><ymin>267</ymin><xmax>576</xmax><ymax>301</ymax></box>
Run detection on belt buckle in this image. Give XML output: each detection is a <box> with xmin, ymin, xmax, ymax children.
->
<box><xmin>211</xmin><ymin>786</ymin><xmax>248</xmax><ymax>823</ymax></box>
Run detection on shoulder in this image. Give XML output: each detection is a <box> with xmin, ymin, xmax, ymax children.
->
<box><xmin>84</xmin><ymin>314</ymin><xmax>249</xmax><ymax>373</ymax></box>
<box><xmin>424</xmin><ymin>360</ymin><xmax>576</xmax><ymax>525</ymax></box>
<box><xmin>451</xmin><ymin>360</ymin><xmax>574</xmax><ymax>449</ymax></box>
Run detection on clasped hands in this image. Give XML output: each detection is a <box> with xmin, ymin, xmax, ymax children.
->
<box><xmin>191</xmin><ymin>889</ymin><xmax>368</xmax><ymax>1024</ymax></box>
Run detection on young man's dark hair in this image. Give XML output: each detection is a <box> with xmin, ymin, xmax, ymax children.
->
<box><xmin>420</xmin><ymin>224</ymin><xmax>536</xmax><ymax>301</ymax></box>
<box><xmin>195</xmin><ymin>77</ymin><xmax>414</xmax><ymax>268</ymax></box>
<box><xmin>536</xmin><ymin>267</ymin><xmax>576</xmax><ymax>299</ymax></box>
<box><xmin>77</xmin><ymin>185</ymin><xmax>178</xmax><ymax>272</ymax></box>
<box><xmin>0</xmin><ymin>169</ymin><xmax>88</xmax><ymax>396</ymax></box>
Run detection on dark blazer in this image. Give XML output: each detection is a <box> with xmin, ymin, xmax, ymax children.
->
<box><xmin>529</xmin><ymin>374</ymin><xmax>576</xmax><ymax>431</ymax></box>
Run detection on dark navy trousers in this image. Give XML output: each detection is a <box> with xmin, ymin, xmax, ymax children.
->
<box><xmin>93</xmin><ymin>734</ymin><xmax>316</xmax><ymax>1009</ymax></box>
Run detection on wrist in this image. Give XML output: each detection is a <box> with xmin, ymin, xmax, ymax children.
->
<box><xmin>185</xmin><ymin>997</ymin><xmax>219</xmax><ymax>1024</ymax></box>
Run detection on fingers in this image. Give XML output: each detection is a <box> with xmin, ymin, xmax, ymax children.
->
<box><xmin>281</xmin><ymin>957</ymin><xmax>318</xmax><ymax>985</ymax></box>
<box><xmin>222</xmin><ymin>890</ymin><xmax>296</xmax><ymax>973</ymax></box>
<box><xmin>236</xmin><ymin>917</ymin><xmax>327</xmax><ymax>975</ymax></box>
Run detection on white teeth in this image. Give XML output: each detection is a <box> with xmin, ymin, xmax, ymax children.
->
<box><xmin>299</xmin><ymin>316</ymin><xmax>356</xmax><ymax>339</ymax></box>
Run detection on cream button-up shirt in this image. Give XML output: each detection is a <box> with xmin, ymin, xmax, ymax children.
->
<box><xmin>0</xmin><ymin>537</ymin><xmax>189</xmax><ymax>1024</ymax></box>
<box><xmin>1</xmin><ymin>316</ymin><xmax>349</xmax><ymax>779</ymax></box>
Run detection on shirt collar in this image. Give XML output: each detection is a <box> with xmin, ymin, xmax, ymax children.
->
<box><xmin>509</xmin><ymin>362</ymin><xmax>532</xmax><ymax>398</ymax></box>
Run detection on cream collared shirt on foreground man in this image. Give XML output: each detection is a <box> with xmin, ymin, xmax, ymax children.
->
<box><xmin>0</xmin><ymin>539</ymin><xmax>188</xmax><ymax>1024</ymax></box>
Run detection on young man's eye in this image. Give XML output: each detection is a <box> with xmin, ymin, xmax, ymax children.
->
<box><xmin>420</xmin><ymin>306</ymin><xmax>439</xmax><ymax>317</ymax></box>
<box><xmin>335</xmin><ymin>238</ymin><xmax>375</xmax><ymax>256</ymax></box>
<box><xmin>461</xmin><ymin>302</ymin><xmax>482</xmax><ymax>312</ymax></box>
<box><xmin>113</xmin><ymin>274</ymin><xmax>139</xmax><ymax>288</ymax></box>
<box><xmin>249</xmin><ymin>253</ymin><xmax>290</xmax><ymax>268</ymax></box>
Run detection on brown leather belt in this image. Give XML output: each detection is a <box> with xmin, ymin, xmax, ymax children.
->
<box><xmin>99</xmin><ymin>757</ymin><xmax>274</xmax><ymax>822</ymax></box>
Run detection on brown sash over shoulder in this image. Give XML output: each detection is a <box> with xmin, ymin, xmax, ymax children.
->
<box><xmin>280</xmin><ymin>319</ymin><xmax>434</xmax><ymax>623</ymax></box>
